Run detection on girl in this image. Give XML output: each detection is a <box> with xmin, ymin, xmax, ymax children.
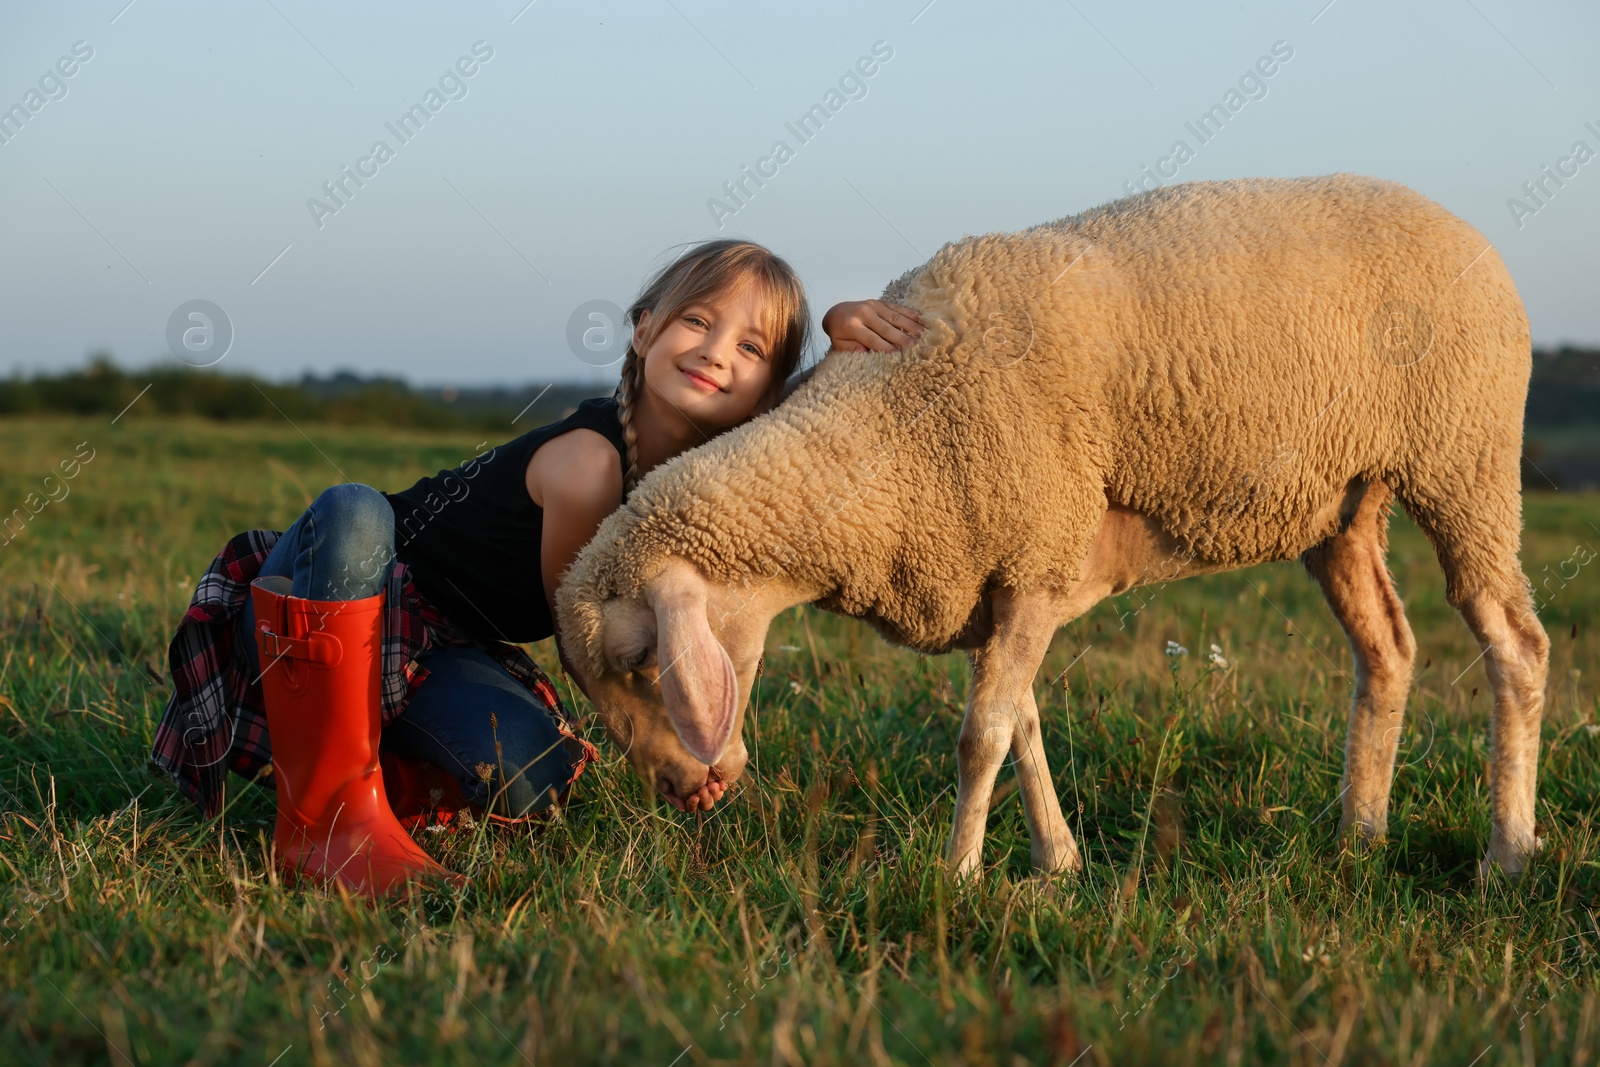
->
<box><xmin>150</xmin><ymin>238</ymin><xmax>923</xmax><ymax>894</ymax></box>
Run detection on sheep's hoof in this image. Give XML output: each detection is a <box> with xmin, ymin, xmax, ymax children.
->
<box><xmin>947</xmin><ymin>851</ymin><xmax>985</xmax><ymax>884</ymax></box>
<box><xmin>1025</xmin><ymin>865</ymin><xmax>1080</xmax><ymax>892</ymax></box>
<box><xmin>1030</xmin><ymin>842</ymin><xmax>1082</xmax><ymax>876</ymax></box>
<box><xmin>1338</xmin><ymin>815</ymin><xmax>1387</xmax><ymax>853</ymax></box>
<box><xmin>1479</xmin><ymin>831</ymin><xmax>1542</xmax><ymax>881</ymax></box>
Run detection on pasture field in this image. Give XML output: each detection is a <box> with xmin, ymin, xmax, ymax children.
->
<box><xmin>0</xmin><ymin>413</ymin><xmax>1597</xmax><ymax>1066</ymax></box>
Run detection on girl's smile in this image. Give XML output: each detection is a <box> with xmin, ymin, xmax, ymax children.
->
<box><xmin>679</xmin><ymin>366</ymin><xmax>724</xmax><ymax>393</ymax></box>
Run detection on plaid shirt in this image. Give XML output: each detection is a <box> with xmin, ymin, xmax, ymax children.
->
<box><xmin>148</xmin><ymin>529</ymin><xmax>597</xmax><ymax>819</ymax></box>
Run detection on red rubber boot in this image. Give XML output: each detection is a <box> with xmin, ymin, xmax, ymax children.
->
<box><xmin>250</xmin><ymin>576</ymin><xmax>462</xmax><ymax>896</ymax></box>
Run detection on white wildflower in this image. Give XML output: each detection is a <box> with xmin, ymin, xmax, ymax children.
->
<box><xmin>1208</xmin><ymin>643</ymin><xmax>1229</xmax><ymax>669</ymax></box>
<box><xmin>1164</xmin><ymin>640</ymin><xmax>1188</xmax><ymax>658</ymax></box>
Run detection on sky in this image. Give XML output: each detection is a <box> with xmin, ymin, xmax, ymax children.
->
<box><xmin>1</xmin><ymin>0</ymin><xmax>1597</xmax><ymax>388</ymax></box>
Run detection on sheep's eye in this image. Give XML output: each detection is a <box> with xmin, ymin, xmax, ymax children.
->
<box><xmin>622</xmin><ymin>647</ymin><xmax>652</xmax><ymax>671</ymax></box>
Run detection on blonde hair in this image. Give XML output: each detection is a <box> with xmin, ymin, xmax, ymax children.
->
<box><xmin>614</xmin><ymin>240</ymin><xmax>810</xmax><ymax>492</ymax></box>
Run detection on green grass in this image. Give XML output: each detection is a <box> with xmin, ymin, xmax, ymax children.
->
<box><xmin>1</xmin><ymin>413</ymin><xmax>1597</xmax><ymax>1065</ymax></box>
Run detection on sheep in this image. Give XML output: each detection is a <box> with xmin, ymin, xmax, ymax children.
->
<box><xmin>558</xmin><ymin>173</ymin><xmax>1550</xmax><ymax>878</ymax></box>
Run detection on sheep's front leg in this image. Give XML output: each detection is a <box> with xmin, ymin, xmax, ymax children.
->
<box><xmin>948</xmin><ymin>661</ymin><xmax>1012</xmax><ymax>879</ymax></box>
<box><xmin>947</xmin><ymin>591</ymin><xmax>1074</xmax><ymax>878</ymax></box>
<box><xmin>1010</xmin><ymin>685</ymin><xmax>1080</xmax><ymax>874</ymax></box>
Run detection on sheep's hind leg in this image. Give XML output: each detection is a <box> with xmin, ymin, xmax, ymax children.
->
<box><xmin>1302</xmin><ymin>481</ymin><xmax>1418</xmax><ymax>846</ymax></box>
<box><xmin>1397</xmin><ymin>466</ymin><xmax>1551</xmax><ymax>875</ymax></box>
<box><xmin>948</xmin><ymin>590</ymin><xmax>1078</xmax><ymax>878</ymax></box>
<box><xmin>1459</xmin><ymin>585</ymin><xmax>1550</xmax><ymax>875</ymax></box>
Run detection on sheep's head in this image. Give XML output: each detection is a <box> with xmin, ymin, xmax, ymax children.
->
<box><xmin>559</xmin><ymin>549</ymin><xmax>806</xmax><ymax>812</ymax></box>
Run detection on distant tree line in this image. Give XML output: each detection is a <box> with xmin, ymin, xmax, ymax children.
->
<box><xmin>1524</xmin><ymin>346</ymin><xmax>1600</xmax><ymax>427</ymax></box>
<box><xmin>0</xmin><ymin>356</ymin><xmax>608</xmax><ymax>432</ymax></box>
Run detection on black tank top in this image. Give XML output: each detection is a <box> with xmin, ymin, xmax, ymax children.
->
<box><xmin>383</xmin><ymin>396</ymin><xmax>627</xmax><ymax>644</ymax></box>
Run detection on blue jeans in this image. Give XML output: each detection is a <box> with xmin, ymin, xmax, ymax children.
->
<box><xmin>237</xmin><ymin>483</ymin><xmax>575</xmax><ymax>817</ymax></box>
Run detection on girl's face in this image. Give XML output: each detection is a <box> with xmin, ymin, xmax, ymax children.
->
<box><xmin>634</xmin><ymin>280</ymin><xmax>780</xmax><ymax>435</ymax></box>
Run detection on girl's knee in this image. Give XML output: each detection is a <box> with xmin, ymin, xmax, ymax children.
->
<box><xmin>308</xmin><ymin>484</ymin><xmax>394</xmax><ymax>592</ymax></box>
<box><xmin>312</xmin><ymin>483</ymin><xmax>392</xmax><ymax>538</ymax></box>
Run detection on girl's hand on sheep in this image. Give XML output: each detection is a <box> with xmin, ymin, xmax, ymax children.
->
<box><xmin>822</xmin><ymin>299</ymin><xmax>924</xmax><ymax>352</ymax></box>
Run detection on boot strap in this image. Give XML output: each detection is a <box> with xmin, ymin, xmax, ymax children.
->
<box><xmin>257</xmin><ymin>624</ymin><xmax>344</xmax><ymax>667</ymax></box>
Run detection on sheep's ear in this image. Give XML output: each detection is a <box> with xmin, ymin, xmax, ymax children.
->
<box><xmin>648</xmin><ymin>573</ymin><xmax>737</xmax><ymax>765</ymax></box>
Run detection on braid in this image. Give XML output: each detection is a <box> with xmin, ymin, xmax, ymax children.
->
<box><xmin>614</xmin><ymin>347</ymin><xmax>644</xmax><ymax>494</ymax></box>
